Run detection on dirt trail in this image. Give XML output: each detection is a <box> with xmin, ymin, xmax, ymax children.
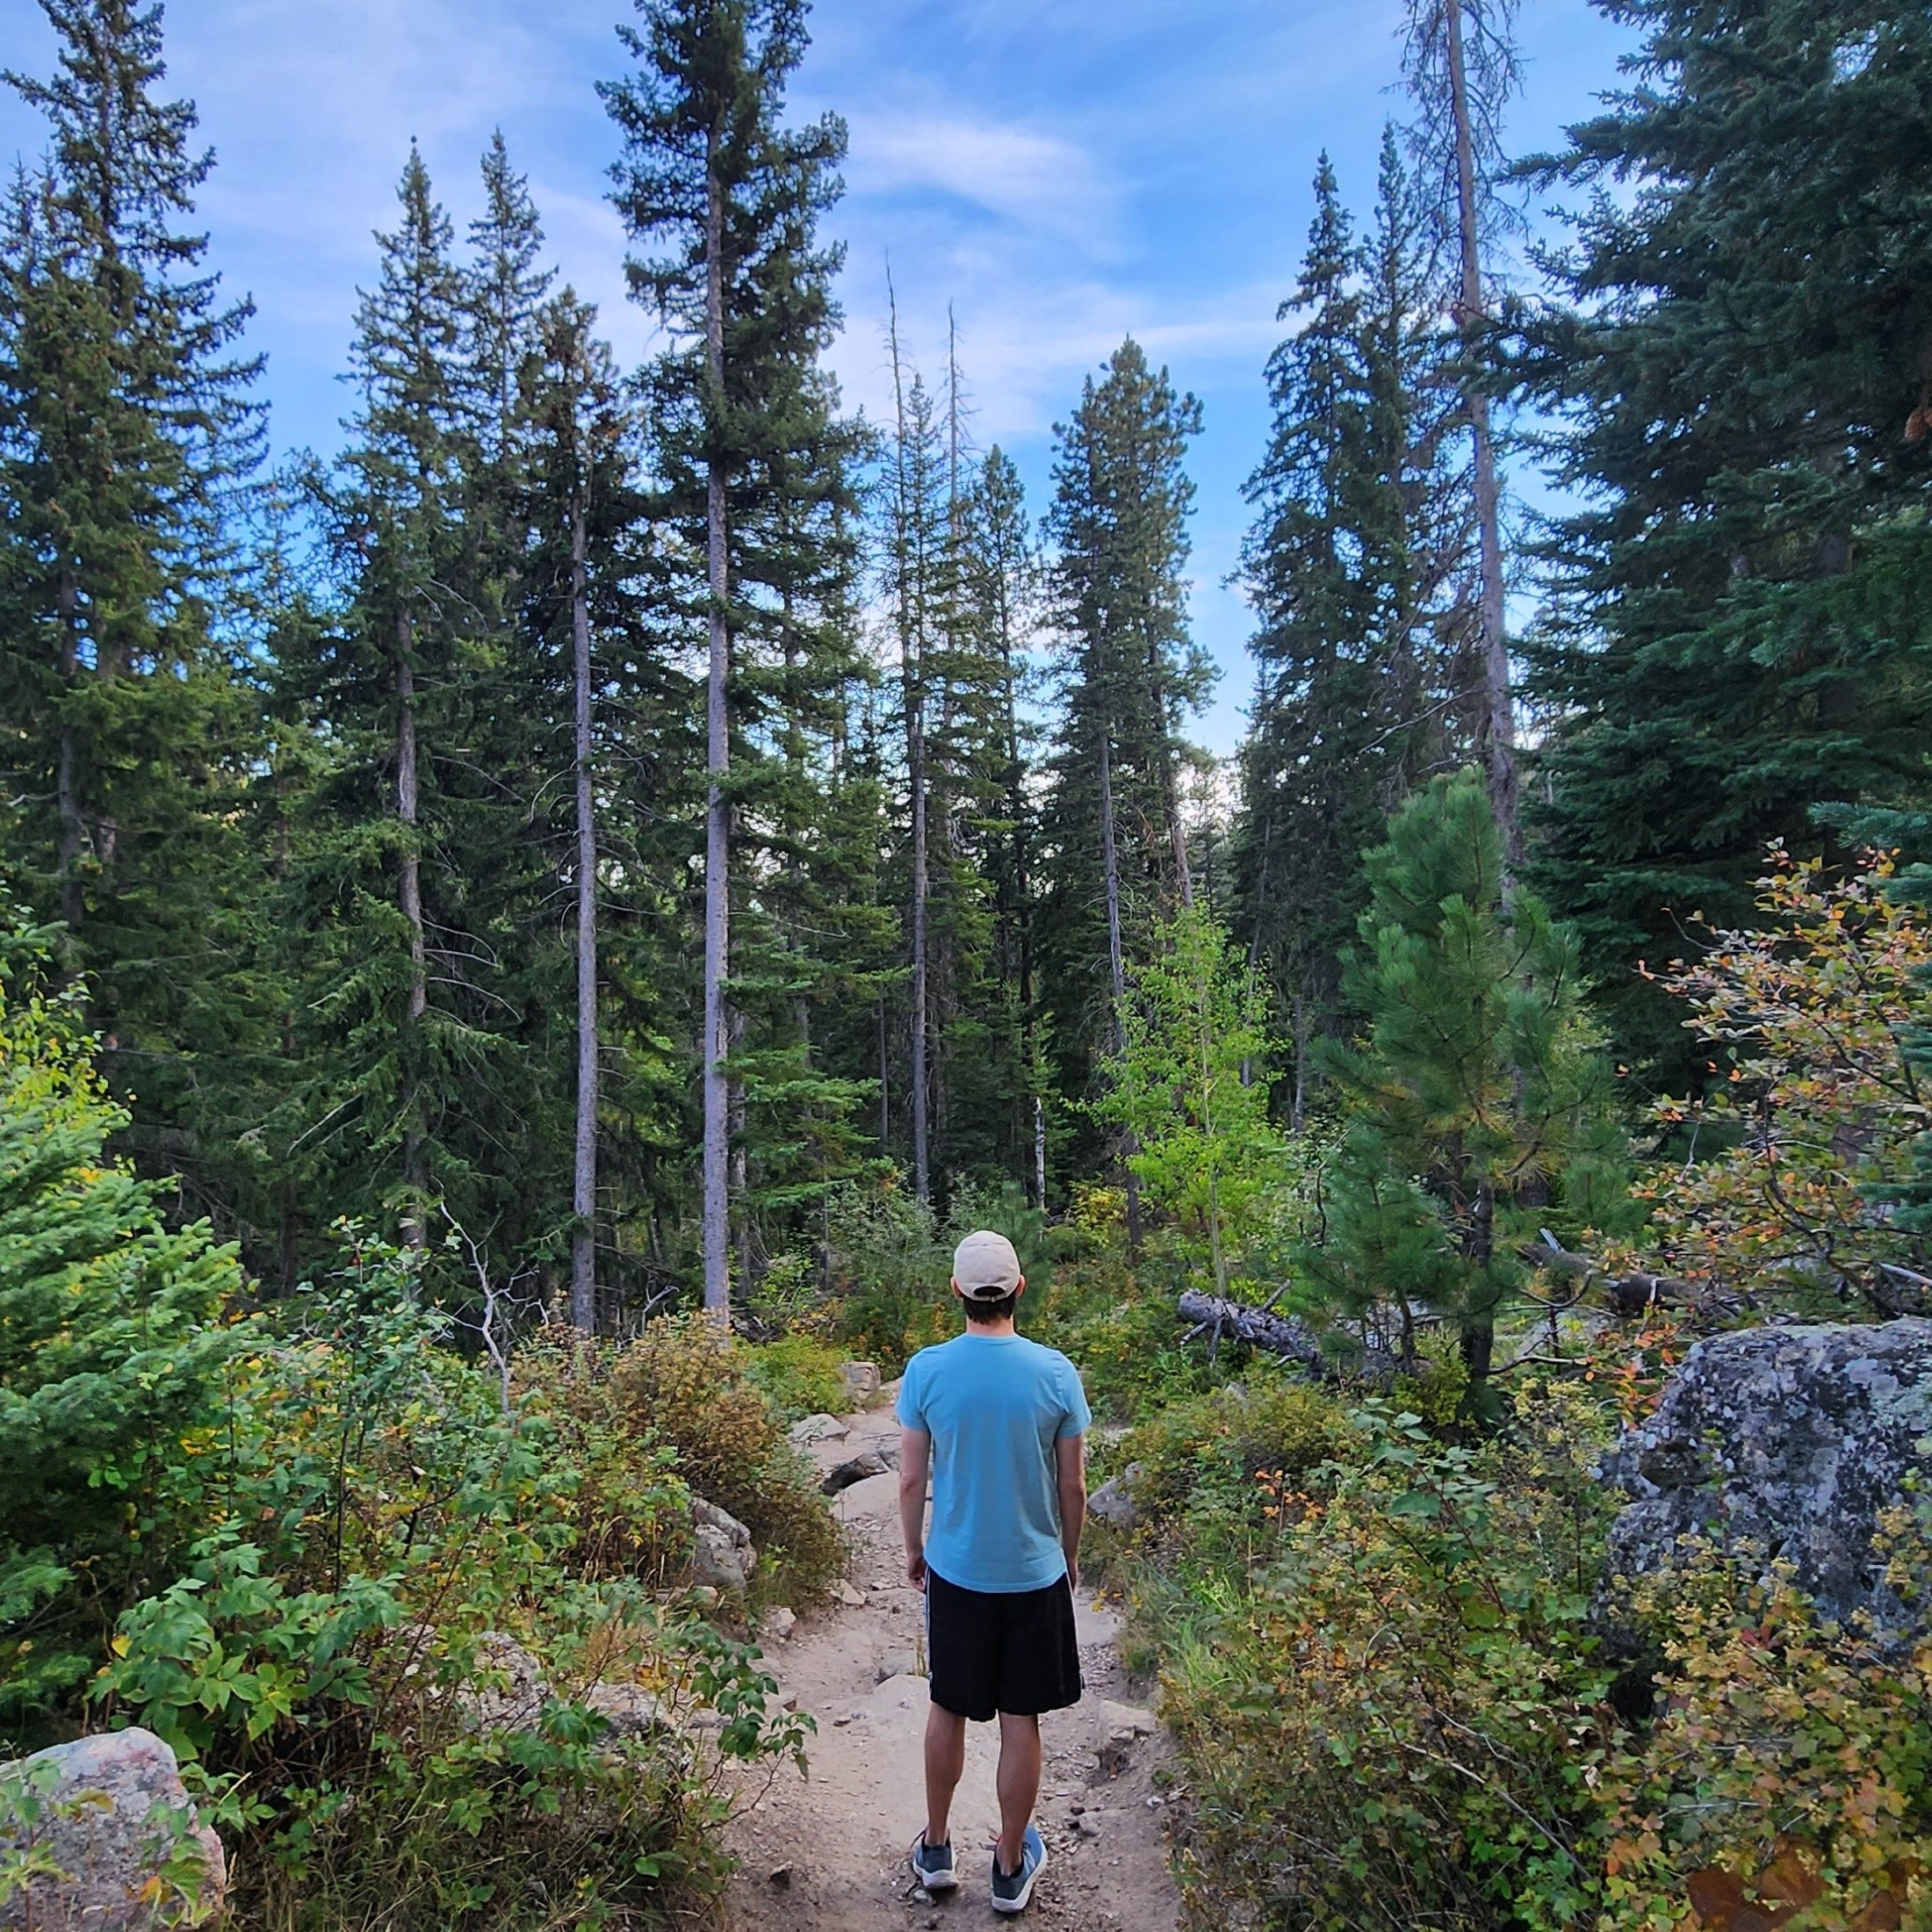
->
<box><xmin>721</xmin><ymin>1397</ymin><xmax>1183</xmax><ymax>1932</ymax></box>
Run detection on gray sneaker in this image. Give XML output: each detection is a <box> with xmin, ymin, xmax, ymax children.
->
<box><xmin>991</xmin><ymin>1826</ymin><xmax>1048</xmax><ymax>1914</ymax></box>
<box><xmin>910</xmin><ymin>1830</ymin><xmax>958</xmax><ymax>1893</ymax></box>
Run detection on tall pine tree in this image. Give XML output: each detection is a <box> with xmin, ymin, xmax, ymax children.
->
<box><xmin>1039</xmin><ymin>340</ymin><xmax>1209</xmax><ymax>1221</ymax></box>
<box><xmin>604</xmin><ymin>0</ymin><xmax>860</xmax><ymax>1310</ymax></box>
<box><xmin>1234</xmin><ymin>139</ymin><xmax>1468</xmax><ymax>1118</ymax></box>
<box><xmin>0</xmin><ymin>0</ymin><xmax>266</xmax><ymax>1221</ymax></box>
<box><xmin>1522</xmin><ymin>0</ymin><xmax>1932</xmax><ymax>1085</ymax></box>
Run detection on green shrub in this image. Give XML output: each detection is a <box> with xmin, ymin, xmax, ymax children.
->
<box><xmin>90</xmin><ymin>1237</ymin><xmax>806</xmax><ymax>1930</ymax></box>
<box><xmin>1120</xmin><ymin>1371</ymin><xmax>1355</xmax><ymax>1540</ymax></box>
<box><xmin>607</xmin><ymin>1316</ymin><xmax>843</xmax><ymax>1608</ymax></box>
<box><xmin>743</xmin><ymin>1333</ymin><xmax>851</xmax><ymax>1421</ymax></box>
<box><xmin>1161</xmin><ymin>1402</ymin><xmax>1614</xmax><ymax>1931</ymax></box>
<box><xmin>823</xmin><ymin>1183</ymin><xmax>953</xmax><ymax>1368</ymax></box>
<box><xmin>0</xmin><ymin>922</ymin><xmax>243</xmax><ymax>1736</ymax></box>
<box><xmin>1584</xmin><ymin>1539</ymin><xmax>1932</xmax><ymax>1932</ymax></box>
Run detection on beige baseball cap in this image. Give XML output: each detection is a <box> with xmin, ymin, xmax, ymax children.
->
<box><xmin>952</xmin><ymin>1229</ymin><xmax>1023</xmax><ymax>1301</ymax></box>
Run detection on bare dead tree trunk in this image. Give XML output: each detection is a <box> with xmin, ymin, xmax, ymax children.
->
<box><xmin>910</xmin><ymin>700</ymin><xmax>930</xmax><ymax>1204</ymax></box>
<box><xmin>396</xmin><ymin>609</ymin><xmax>428</xmax><ymax>1254</ymax></box>
<box><xmin>1097</xmin><ymin>720</ymin><xmax>1142</xmax><ymax>1254</ymax></box>
<box><xmin>54</xmin><ymin>568</ymin><xmax>85</xmax><ymax>949</ymax></box>
<box><xmin>569</xmin><ymin>465</ymin><xmax>598</xmax><ymax>1336</ymax></box>
<box><xmin>1291</xmin><ymin>992</ymin><xmax>1308</xmax><ymax>1134</ymax></box>
<box><xmin>701</xmin><ymin>126</ymin><xmax>732</xmax><ymax>1317</ymax></box>
<box><xmin>888</xmin><ymin>294</ymin><xmax>930</xmax><ymax>1204</ymax></box>
<box><xmin>1444</xmin><ymin>0</ymin><xmax>1518</xmax><ymax>867</ymax></box>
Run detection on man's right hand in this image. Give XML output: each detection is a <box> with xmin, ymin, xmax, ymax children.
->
<box><xmin>1064</xmin><ymin>1558</ymin><xmax>1079</xmax><ymax>1597</ymax></box>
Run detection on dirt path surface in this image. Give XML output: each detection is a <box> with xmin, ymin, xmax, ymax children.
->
<box><xmin>721</xmin><ymin>1399</ymin><xmax>1184</xmax><ymax>1932</ymax></box>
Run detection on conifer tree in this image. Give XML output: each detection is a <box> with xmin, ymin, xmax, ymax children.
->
<box><xmin>958</xmin><ymin>445</ymin><xmax>1044</xmax><ymax>1198</ymax></box>
<box><xmin>604</xmin><ymin>0</ymin><xmax>854</xmax><ymax>1310</ymax></box>
<box><xmin>0</xmin><ymin>0</ymin><xmax>265</xmax><ymax>1210</ymax></box>
<box><xmin>271</xmin><ymin>146</ymin><xmax>497</xmax><ymax>1260</ymax></box>
<box><xmin>1301</xmin><ymin>770</ymin><xmax>1629</xmax><ymax>1381</ymax></box>
<box><xmin>1039</xmin><ymin>340</ymin><xmax>1208</xmax><ymax>1224</ymax></box>
<box><xmin>1098</xmin><ymin>902</ymin><xmax>1281</xmax><ymax>1297</ymax></box>
<box><xmin>1401</xmin><ymin>0</ymin><xmax>1519</xmax><ymax>860</ymax></box>
<box><xmin>1522</xmin><ymin>0</ymin><xmax>1932</xmax><ymax>1085</ymax></box>
<box><xmin>1234</xmin><ymin>139</ymin><xmax>1467</xmax><ymax>1114</ymax></box>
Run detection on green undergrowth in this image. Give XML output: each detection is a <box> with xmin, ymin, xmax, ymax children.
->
<box><xmin>0</xmin><ymin>948</ymin><xmax>839</xmax><ymax>1928</ymax></box>
<box><xmin>1088</xmin><ymin>1297</ymin><xmax>1932</xmax><ymax>1932</ymax></box>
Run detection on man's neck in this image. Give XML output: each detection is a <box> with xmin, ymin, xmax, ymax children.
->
<box><xmin>962</xmin><ymin>1317</ymin><xmax>1018</xmax><ymax>1339</ymax></box>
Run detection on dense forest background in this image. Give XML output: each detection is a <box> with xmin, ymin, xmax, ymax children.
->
<box><xmin>4</xmin><ymin>0</ymin><xmax>1928</xmax><ymax>1329</ymax></box>
<box><xmin>5</xmin><ymin>4</ymin><xmax>1932</xmax><ymax>1928</ymax></box>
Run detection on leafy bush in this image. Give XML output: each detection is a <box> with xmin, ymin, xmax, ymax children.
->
<box><xmin>822</xmin><ymin>1182</ymin><xmax>954</xmax><ymax>1368</ymax></box>
<box><xmin>88</xmin><ymin>1242</ymin><xmax>807</xmax><ymax>1930</ymax></box>
<box><xmin>1627</xmin><ymin>849</ymin><xmax>1932</xmax><ymax>1318</ymax></box>
<box><xmin>1115</xmin><ymin>1372</ymin><xmax>1355</xmax><ymax>1546</ymax></box>
<box><xmin>1161</xmin><ymin>1401</ymin><xmax>1617</xmax><ymax>1931</ymax></box>
<box><xmin>0</xmin><ymin>920</ymin><xmax>243</xmax><ymax>1734</ymax></box>
<box><xmin>743</xmin><ymin>1333</ymin><xmax>851</xmax><ymax>1421</ymax></box>
<box><xmin>605</xmin><ymin>1315</ymin><xmax>843</xmax><ymax>1607</ymax></box>
<box><xmin>1586</xmin><ymin>1540</ymin><xmax>1932</xmax><ymax>1932</ymax></box>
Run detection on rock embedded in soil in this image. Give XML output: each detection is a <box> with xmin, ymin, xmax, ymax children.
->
<box><xmin>840</xmin><ymin>1360</ymin><xmax>883</xmax><ymax>1402</ymax></box>
<box><xmin>1087</xmin><ymin>1464</ymin><xmax>1143</xmax><ymax>1529</ymax></box>
<box><xmin>0</xmin><ymin>1727</ymin><xmax>227</xmax><ymax>1931</ymax></box>
<box><xmin>1598</xmin><ymin>1316</ymin><xmax>1932</xmax><ymax>1644</ymax></box>
<box><xmin>691</xmin><ymin>1495</ymin><xmax>758</xmax><ymax>1593</ymax></box>
<box><xmin>790</xmin><ymin>1413</ymin><xmax>850</xmax><ymax>1446</ymax></box>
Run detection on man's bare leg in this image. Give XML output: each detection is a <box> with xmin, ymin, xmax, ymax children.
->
<box><xmin>924</xmin><ymin>1703</ymin><xmax>968</xmax><ymax>1849</ymax></box>
<box><xmin>994</xmin><ymin>1711</ymin><xmax>1042</xmax><ymax>1874</ymax></box>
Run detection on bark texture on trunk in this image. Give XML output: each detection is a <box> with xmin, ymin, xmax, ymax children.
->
<box><xmin>701</xmin><ymin>133</ymin><xmax>732</xmax><ymax>1316</ymax></box>
<box><xmin>396</xmin><ymin>609</ymin><xmax>428</xmax><ymax>1252</ymax></box>
<box><xmin>1444</xmin><ymin>0</ymin><xmax>1518</xmax><ymax>867</ymax></box>
<box><xmin>569</xmin><ymin>479</ymin><xmax>598</xmax><ymax>1336</ymax></box>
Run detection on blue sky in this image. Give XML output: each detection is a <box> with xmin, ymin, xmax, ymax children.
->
<box><xmin>0</xmin><ymin>0</ymin><xmax>1635</xmax><ymax>751</ymax></box>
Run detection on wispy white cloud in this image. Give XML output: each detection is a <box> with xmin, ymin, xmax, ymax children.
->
<box><xmin>846</xmin><ymin>112</ymin><xmax>1114</xmax><ymax>247</ymax></box>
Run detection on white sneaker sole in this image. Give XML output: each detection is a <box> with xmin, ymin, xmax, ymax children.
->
<box><xmin>910</xmin><ymin>1838</ymin><xmax>959</xmax><ymax>1893</ymax></box>
<box><xmin>991</xmin><ymin>1839</ymin><xmax>1047</xmax><ymax>1914</ymax></box>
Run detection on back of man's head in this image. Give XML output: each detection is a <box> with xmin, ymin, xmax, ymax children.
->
<box><xmin>952</xmin><ymin>1229</ymin><xmax>1023</xmax><ymax>1325</ymax></box>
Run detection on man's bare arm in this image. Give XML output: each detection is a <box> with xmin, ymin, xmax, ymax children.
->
<box><xmin>1055</xmin><ymin>1431</ymin><xmax>1087</xmax><ymax>1594</ymax></box>
<box><xmin>898</xmin><ymin>1427</ymin><xmax>932</xmax><ymax>1589</ymax></box>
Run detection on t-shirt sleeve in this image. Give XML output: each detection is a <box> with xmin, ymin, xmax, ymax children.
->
<box><xmin>1055</xmin><ymin>1357</ymin><xmax>1093</xmax><ymax>1439</ymax></box>
<box><xmin>895</xmin><ymin>1352</ymin><xmax>929</xmax><ymax>1434</ymax></box>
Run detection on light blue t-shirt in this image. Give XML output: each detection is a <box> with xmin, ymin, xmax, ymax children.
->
<box><xmin>897</xmin><ymin>1330</ymin><xmax>1092</xmax><ymax>1595</ymax></box>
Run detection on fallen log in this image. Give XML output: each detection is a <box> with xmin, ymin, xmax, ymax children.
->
<box><xmin>1522</xmin><ymin>1232</ymin><xmax>1688</xmax><ymax>1316</ymax></box>
<box><xmin>1174</xmin><ymin>1291</ymin><xmax>1401</xmax><ymax>1386</ymax></box>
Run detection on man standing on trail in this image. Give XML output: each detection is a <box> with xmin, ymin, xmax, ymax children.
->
<box><xmin>897</xmin><ymin>1229</ymin><xmax>1091</xmax><ymax>1916</ymax></box>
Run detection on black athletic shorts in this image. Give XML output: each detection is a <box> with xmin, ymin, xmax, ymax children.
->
<box><xmin>925</xmin><ymin>1567</ymin><xmax>1083</xmax><ymax>1722</ymax></box>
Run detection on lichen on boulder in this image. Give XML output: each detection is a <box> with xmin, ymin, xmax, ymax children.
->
<box><xmin>0</xmin><ymin>1727</ymin><xmax>226</xmax><ymax>1930</ymax></box>
<box><xmin>1598</xmin><ymin>1317</ymin><xmax>1932</xmax><ymax>1644</ymax></box>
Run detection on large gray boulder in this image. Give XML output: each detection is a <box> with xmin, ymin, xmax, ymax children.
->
<box><xmin>1598</xmin><ymin>1317</ymin><xmax>1932</xmax><ymax>1643</ymax></box>
<box><xmin>0</xmin><ymin>1727</ymin><xmax>227</xmax><ymax>1929</ymax></box>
